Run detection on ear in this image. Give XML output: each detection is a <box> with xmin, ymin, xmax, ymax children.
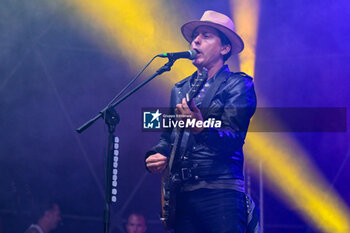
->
<box><xmin>220</xmin><ymin>44</ymin><xmax>231</xmax><ymax>56</ymax></box>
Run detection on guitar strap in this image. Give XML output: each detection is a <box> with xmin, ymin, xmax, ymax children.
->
<box><xmin>180</xmin><ymin>67</ymin><xmax>231</xmax><ymax>161</ymax></box>
<box><xmin>200</xmin><ymin>67</ymin><xmax>231</xmax><ymax>117</ymax></box>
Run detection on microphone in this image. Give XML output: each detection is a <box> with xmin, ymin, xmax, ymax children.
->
<box><xmin>158</xmin><ymin>49</ymin><xmax>198</xmax><ymax>60</ymax></box>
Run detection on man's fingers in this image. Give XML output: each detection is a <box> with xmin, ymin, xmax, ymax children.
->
<box><xmin>181</xmin><ymin>98</ymin><xmax>190</xmax><ymax>111</ymax></box>
<box><xmin>145</xmin><ymin>154</ymin><xmax>167</xmax><ymax>173</ymax></box>
<box><xmin>176</xmin><ymin>98</ymin><xmax>192</xmax><ymax>117</ymax></box>
<box><xmin>145</xmin><ymin>153</ymin><xmax>167</xmax><ymax>162</ymax></box>
<box><xmin>147</xmin><ymin>159</ymin><xmax>167</xmax><ymax>173</ymax></box>
<box><xmin>147</xmin><ymin>161</ymin><xmax>166</xmax><ymax>168</ymax></box>
<box><xmin>146</xmin><ymin>159</ymin><xmax>166</xmax><ymax>165</ymax></box>
<box><xmin>146</xmin><ymin>156</ymin><xmax>167</xmax><ymax>163</ymax></box>
<box><xmin>176</xmin><ymin>103</ymin><xmax>185</xmax><ymax>115</ymax></box>
<box><xmin>190</xmin><ymin>99</ymin><xmax>200</xmax><ymax>113</ymax></box>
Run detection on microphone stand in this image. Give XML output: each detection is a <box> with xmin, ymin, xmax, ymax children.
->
<box><xmin>76</xmin><ymin>58</ymin><xmax>175</xmax><ymax>233</ymax></box>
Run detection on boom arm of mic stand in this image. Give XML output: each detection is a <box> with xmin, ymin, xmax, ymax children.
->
<box><xmin>76</xmin><ymin>59</ymin><xmax>175</xmax><ymax>134</ymax></box>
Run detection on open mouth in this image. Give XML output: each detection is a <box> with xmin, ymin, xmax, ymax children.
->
<box><xmin>193</xmin><ymin>48</ymin><xmax>202</xmax><ymax>58</ymax></box>
<box><xmin>193</xmin><ymin>48</ymin><xmax>201</xmax><ymax>54</ymax></box>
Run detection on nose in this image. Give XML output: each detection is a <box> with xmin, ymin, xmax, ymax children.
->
<box><xmin>192</xmin><ymin>34</ymin><xmax>201</xmax><ymax>45</ymax></box>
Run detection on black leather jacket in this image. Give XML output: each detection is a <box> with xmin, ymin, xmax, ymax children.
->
<box><xmin>145</xmin><ymin>65</ymin><xmax>257</xmax><ymax>181</ymax></box>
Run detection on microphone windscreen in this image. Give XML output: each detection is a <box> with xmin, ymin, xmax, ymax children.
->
<box><xmin>188</xmin><ymin>49</ymin><xmax>198</xmax><ymax>60</ymax></box>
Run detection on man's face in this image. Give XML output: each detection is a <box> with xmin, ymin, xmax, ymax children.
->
<box><xmin>126</xmin><ymin>214</ymin><xmax>147</xmax><ymax>233</ymax></box>
<box><xmin>46</xmin><ymin>204</ymin><xmax>61</xmax><ymax>230</ymax></box>
<box><xmin>190</xmin><ymin>26</ymin><xmax>230</xmax><ymax>69</ymax></box>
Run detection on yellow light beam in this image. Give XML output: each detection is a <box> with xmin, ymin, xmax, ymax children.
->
<box><xmin>245</xmin><ymin>132</ymin><xmax>350</xmax><ymax>233</ymax></box>
<box><xmin>64</xmin><ymin>0</ymin><xmax>195</xmax><ymax>87</ymax></box>
<box><xmin>231</xmin><ymin>0</ymin><xmax>350</xmax><ymax>231</ymax></box>
<box><xmin>231</xmin><ymin>0</ymin><xmax>260</xmax><ymax>77</ymax></box>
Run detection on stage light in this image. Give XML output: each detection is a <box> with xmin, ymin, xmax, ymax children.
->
<box><xmin>111</xmin><ymin>136</ymin><xmax>119</xmax><ymax>202</ymax></box>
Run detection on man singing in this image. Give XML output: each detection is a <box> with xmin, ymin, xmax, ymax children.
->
<box><xmin>145</xmin><ymin>10</ymin><xmax>257</xmax><ymax>233</ymax></box>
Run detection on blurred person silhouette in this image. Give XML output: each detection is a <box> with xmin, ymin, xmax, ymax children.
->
<box><xmin>24</xmin><ymin>200</ymin><xmax>61</xmax><ymax>233</ymax></box>
<box><xmin>125</xmin><ymin>212</ymin><xmax>147</xmax><ymax>233</ymax></box>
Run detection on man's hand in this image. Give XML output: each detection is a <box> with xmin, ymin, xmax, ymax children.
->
<box><xmin>145</xmin><ymin>153</ymin><xmax>167</xmax><ymax>173</ymax></box>
<box><xmin>175</xmin><ymin>98</ymin><xmax>204</xmax><ymax>134</ymax></box>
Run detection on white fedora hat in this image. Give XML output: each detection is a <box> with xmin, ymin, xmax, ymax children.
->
<box><xmin>181</xmin><ymin>10</ymin><xmax>244</xmax><ymax>54</ymax></box>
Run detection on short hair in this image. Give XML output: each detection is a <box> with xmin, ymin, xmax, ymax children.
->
<box><xmin>127</xmin><ymin>212</ymin><xmax>147</xmax><ymax>225</ymax></box>
<box><xmin>32</xmin><ymin>199</ymin><xmax>57</xmax><ymax>222</ymax></box>
<box><xmin>217</xmin><ymin>29</ymin><xmax>232</xmax><ymax>62</ymax></box>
